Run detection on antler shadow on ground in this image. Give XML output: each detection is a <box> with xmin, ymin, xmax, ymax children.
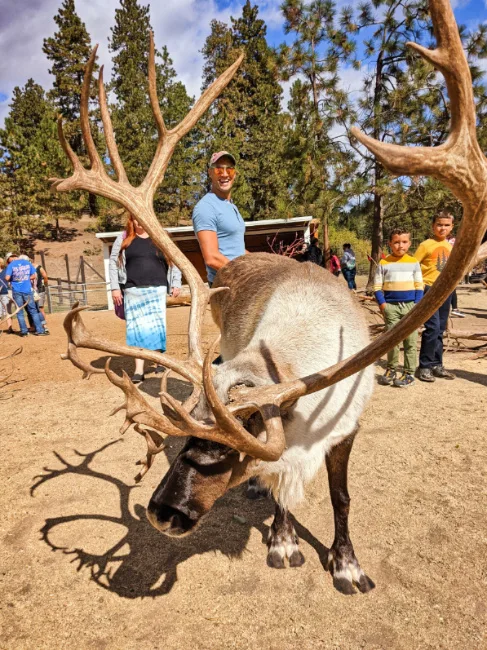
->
<box><xmin>31</xmin><ymin>440</ymin><xmax>330</xmax><ymax>600</ymax></box>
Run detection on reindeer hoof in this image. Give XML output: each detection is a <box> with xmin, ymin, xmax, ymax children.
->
<box><xmin>327</xmin><ymin>548</ymin><xmax>375</xmax><ymax>595</ymax></box>
<box><xmin>289</xmin><ymin>549</ymin><xmax>305</xmax><ymax>568</ymax></box>
<box><xmin>267</xmin><ymin>550</ymin><xmax>286</xmax><ymax>569</ymax></box>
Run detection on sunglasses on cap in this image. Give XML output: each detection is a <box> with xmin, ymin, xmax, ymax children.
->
<box><xmin>210</xmin><ymin>165</ymin><xmax>236</xmax><ymax>178</ymax></box>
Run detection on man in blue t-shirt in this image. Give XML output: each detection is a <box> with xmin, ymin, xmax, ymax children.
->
<box><xmin>192</xmin><ymin>151</ymin><xmax>246</xmax><ymax>286</ymax></box>
<box><xmin>4</xmin><ymin>252</ymin><xmax>47</xmax><ymax>336</ymax></box>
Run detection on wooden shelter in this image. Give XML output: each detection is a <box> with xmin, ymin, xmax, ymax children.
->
<box><xmin>96</xmin><ymin>216</ymin><xmax>313</xmax><ymax>309</ymax></box>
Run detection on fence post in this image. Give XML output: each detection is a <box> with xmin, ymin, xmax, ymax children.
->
<box><xmin>46</xmin><ymin>285</ymin><xmax>53</xmax><ymax>314</ymax></box>
<box><xmin>65</xmin><ymin>254</ymin><xmax>74</xmax><ymax>305</ymax></box>
<box><xmin>57</xmin><ymin>278</ymin><xmax>63</xmax><ymax>306</ymax></box>
<box><xmin>80</xmin><ymin>256</ymin><xmax>88</xmax><ymax>306</ymax></box>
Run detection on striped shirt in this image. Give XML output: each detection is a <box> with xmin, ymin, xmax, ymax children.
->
<box><xmin>374</xmin><ymin>254</ymin><xmax>424</xmax><ymax>306</ymax></box>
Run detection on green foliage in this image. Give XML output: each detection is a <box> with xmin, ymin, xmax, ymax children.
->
<box><xmin>328</xmin><ymin>225</ymin><xmax>371</xmax><ymax>271</ymax></box>
<box><xmin>279</xmin><ymin>0</ymin><xmax>358</xmax><ymax>223</ymax></box>
<box><xmin>108</xmin><ymin>0</ymin><xmax>196</xmax><ymax>225</ymax></box>
<box><xmin>0</xmin><ymin>80</ymin><xmax>81</xmax><ymax>250</ymax></box>
<box><xmin>201</xmin><ymin>1</ymin><xmax>287</xmax><ymax>220</ymax></box>
<box><xmin>43</xmin><ymin>0</ymin><xmax>100</xmax><ymax>216</ymax></box>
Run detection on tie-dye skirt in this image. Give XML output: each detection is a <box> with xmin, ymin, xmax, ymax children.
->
<box><xmin>124</xmin><ymin>286</ymin><xmax>167</xmax><ymax>351</ymax></box>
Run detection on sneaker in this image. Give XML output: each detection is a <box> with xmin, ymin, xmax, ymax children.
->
<box><xmin>394</xmin><ymin>373</ymin><xmax>415</xmax><ymax>388</ymax></box>
<box><xmin>432</xmin><ymin>365</ymin><xmax>455</xmax><ymax>380</ymax></box>
<box><xmin>154</xmin><ymin>365</ymin><xmax>165</xmax><ymax>374</ymax></box>
<box><xmin>131</xmin><ymin>374</ymin><xmax>145</xmax><ymax>385</ymax></box>
<box><xmin>417</xmin><ymin>367</ymin><xmax>435</xmax><ymax>382</ymax></box>
<box><xmin>378</xmin><ymin>368</ymin><xmax>397</xmax><ymax>386</ymax></box>
<box><xmin>451</xmin><ymin>309</ymin><xmax>466</xmax><ymax>318</ymax></box>
<box><xmin>34</xmin><ymin>331</ymin><xmax>49</xmax><ymax>336</ymax></box>
<box><xmin>19</xmin><ymin>332</ymin><xmax>29</xmax><ymax>338</ymax></box>
<box><xmin>7</xmin><ymin>326</ymin><xmax>14</xmax><ymax>334</ymax></box>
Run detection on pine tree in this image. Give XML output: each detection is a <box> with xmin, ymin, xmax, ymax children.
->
<box><xmin>278</xmin><ymin>0</ymin><xmax>358</xmax><ymax>252</ymax></box>
<box><xmin>336</xmin><ymin>0</ymin><xmax>487</xmax><ymax>285</ymax></box>
<box><xmin>108</xmin><ymin>0</ymin><xmax>195</xmax><ymax>224</ymax></box>
<box><xmin>42</xmin><ymin>0</ymin><xmax>94</xmax><ymax>120</ymax></box>
<box><xmin>43</xmin><ymin>0</ymin><xmax>99</xmax><ymax>215</ymax></box>
<box><xmin>201</xmin><ymin>1</ymin><xmax>287</xmax><ymax>220</ymax></box>
<box><xmin>0</xmin><ymin>80</ymin><xmax>81</xmax><ymax>247</ymax></box>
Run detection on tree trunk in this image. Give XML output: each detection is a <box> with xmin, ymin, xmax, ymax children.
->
<box><xmin>367</xmin><ymin>178</ymin><xmax>383</xmax><ymax>291</ymax></box>
<box><xmin>366</xmin><ymin>50</ymin><xmax>385</xmax><ymax>293</ymax></box>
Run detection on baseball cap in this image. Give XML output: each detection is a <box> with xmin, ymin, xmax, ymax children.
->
<box><xmin>5</xmin><ymin>251</ymin><xmax>16</xmax><ymax>262</ymax></box>
<box><xmin>209</xmin><ymin>151</ymin><xmax>236</xmax><ymax>167</ymax></box>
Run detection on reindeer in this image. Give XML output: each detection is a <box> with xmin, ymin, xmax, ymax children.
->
<box><xmin>53</xmin><ymin>0</ymin><xmax>487</xmax><ymax>595</ymax></box>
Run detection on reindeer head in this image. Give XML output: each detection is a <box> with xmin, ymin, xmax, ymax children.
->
<box><xmin>57</xmin><ymin>0</ymin><xmax>487</xmax><ymax>537</ymax></box>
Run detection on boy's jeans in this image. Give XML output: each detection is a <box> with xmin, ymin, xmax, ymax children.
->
<box><xmin>383</xmin><ymin>301</ymin><xmax>418</xmax><ymax>373</ymax></box>
<box><xmin>419</xmin><ymin>285</ymin><xmax>453</xmax><ymax>369</ymax></box>
<box><xmin>342</xmin><ymin>267</ymin><xmax>357</xmax><ymax>290</ymax></box>
<box><xmin>12</xmin><ymin>291</ymin><xmax>44</xmax><ymax>334</ymax></box>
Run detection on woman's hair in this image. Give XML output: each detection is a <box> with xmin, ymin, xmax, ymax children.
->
<box><xmin>118</xmin><ymin>214</ymin><xmax>137</xmax><ymax>263</ymax></box>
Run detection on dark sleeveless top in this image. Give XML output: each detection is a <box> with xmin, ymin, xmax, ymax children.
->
<box><xmin>124</xmin><ymin>236</ymin><xmax>168</xmax><ymax>289</ymax></box>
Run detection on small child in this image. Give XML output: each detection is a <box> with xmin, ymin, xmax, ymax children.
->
<box><xmin>374</xmin><ymin>229</ymin><xmax>424</xmax><ymax>387</ymax></box>
<box><xmin>414</xmin><ymin>211</ymin><xmax>456</xmax><ymax>382</ymax></box>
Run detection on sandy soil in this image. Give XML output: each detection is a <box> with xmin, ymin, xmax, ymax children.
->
<box><xmin>0</xmin><ymin>289</ymin><xmax>486</xmax><ymax>650</ymax></box>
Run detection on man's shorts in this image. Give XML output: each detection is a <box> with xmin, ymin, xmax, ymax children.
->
<box><xmin>37</xmin><ymin>292</ymin><xmax>46</xmax><ymax>308</ymax></box>
<box><xmin>0</xmin><ymin>294</ymin><xmax>10</xmax><ymax>318</ymax></box>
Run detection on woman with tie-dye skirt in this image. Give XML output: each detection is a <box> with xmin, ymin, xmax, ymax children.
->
<box><xmin>109</xmin><ymin>214</ymin><xmax>181</xmax><ymax>384</ymax></box>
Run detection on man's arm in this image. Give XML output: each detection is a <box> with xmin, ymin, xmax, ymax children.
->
<box><xmin>196</xmin><ymin>230</ymin><xmax>231</xmax><ymax>271</ymax></box>
<box><xmin>40</xmin><ymin>266</ymin><xmax>49</xmax><ymax>286</ymax></box>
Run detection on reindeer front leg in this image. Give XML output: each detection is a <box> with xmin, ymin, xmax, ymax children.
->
<box><xmin>267</xmin><ymin>503</ymin><xmax>305</xmax><ymax>569</ymax></box>
<box><xmin>326</xmin><ymin>434</ymin><xmax>375</xmax><ymax>594</ymax></box>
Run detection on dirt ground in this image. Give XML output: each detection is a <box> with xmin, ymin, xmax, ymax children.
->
<box><xmin>0</xmin><ymin>288</ymin><xmax>486</xmax><ymax>650</ymax></box>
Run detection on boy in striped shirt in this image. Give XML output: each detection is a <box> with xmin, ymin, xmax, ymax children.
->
<box><xmin>374</xmin><ymin>229</ymin><xmax>424</xmax><ymax>387</ymax></box>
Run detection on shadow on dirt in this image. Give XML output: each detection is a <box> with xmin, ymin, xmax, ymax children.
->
<box><xmin>451</xmin><ymin>368</ymin><xmax>487</xmax><ymax>387</ymax></box>
<box><xmin>31</xmin><ymin>440</ymin><xmax>331</xmax><ymax>600</ymax></box>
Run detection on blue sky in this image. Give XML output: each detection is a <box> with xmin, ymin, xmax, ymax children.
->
<box><xmin>1</xmin><ymin>0</ymin><xmax>487</xmax><ymax>127</ymax></box>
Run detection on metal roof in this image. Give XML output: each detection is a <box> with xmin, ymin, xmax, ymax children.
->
<box><xmin>95</xmin><ymin>216</ymin><xmax>314</xmax><ymax>243</ymax></box>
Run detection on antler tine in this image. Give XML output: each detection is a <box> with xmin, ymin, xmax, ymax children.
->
<box><xmin>141</xmin><ymin>48</ymin><xmax>244</xmax><ymax>198</ymax></box>
<box><xmin>352</xmin><ymin>0</ymin><xmax>477</xmax><ymax>197</ymax></box>
<box><xmin>202</xmin><ymin>337</ymin><xmax>286</xmax><ymax>461</ymax></box>
<box><xmin>63</xmin><ymin>303</ymin><xmax>201</xmax><ymax>383</ymax></box>
<box><xmin>148</xmin><ymin>32</ymin><xmax>167</xmax><ymax>139</ymax></box>
<box><xmin>98</xmin><ymin>65</ymin><xmax>128</xmax><ymax>184</ymax></box>
<box><xmin>104</xmin><ymin>359</ymin><xmax>187</xmax><ymax>437</ymax></box>
<box><xmin>80</xmin><ymin>46</ymin><xmax>102</xmax><ymax>172</ymax></box>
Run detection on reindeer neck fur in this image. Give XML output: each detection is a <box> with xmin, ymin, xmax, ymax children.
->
<box><xmin>211</xmin><ymin>253</ymin><xmax>374</xmax><ymax>509</ymax></box>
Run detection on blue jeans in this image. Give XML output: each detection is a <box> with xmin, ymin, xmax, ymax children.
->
<box><xmin>342</xmin><ymin>267</ymin><xmax>357</xmax><ymax>290</ymax></box>
<box><xmin>12</xmin><ymin>291</ymin><xmax>44</xmax><ymax>334</ymax></box>
<box><xmin>419</xmin><ymin>285</ymin><xmax>453</xmax><ymax>369</ymax></box>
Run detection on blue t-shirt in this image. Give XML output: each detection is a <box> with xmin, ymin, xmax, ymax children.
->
<box><xmin>5</xmin><ymin>259</ymin><xmax>36</xmax><ymax>293</ymax></box>
<box><xmin>192</xmin><ymin>192</ymin><xmax>246</xmax><ymax>283</ymax></box>
<box><xmin>0</xmin><ymin>268</ymin><xmax>9</xmax><ymax>295</ymax></box>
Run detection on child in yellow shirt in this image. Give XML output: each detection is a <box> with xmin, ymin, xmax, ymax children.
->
<box><xmin>414</xmin><ymin>211</ymin><xmax>456</xmax><ymax>382</ymax></box>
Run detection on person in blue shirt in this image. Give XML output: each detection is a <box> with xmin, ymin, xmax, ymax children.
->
<box><xmin>0</xmin><ymin>257</ymin><xmax>14</xmax><ymax>333</ymax></box>
<box><xmin>192</xmin><ymin>151</ymin><xmax>246</xmax><ymax>286</ymax></box>
<box><xmin>4</xmin><ymin>252</ymin><xmax>47</xmax><ymax>336</ymax></box>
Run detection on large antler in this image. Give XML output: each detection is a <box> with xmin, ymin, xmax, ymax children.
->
<box><xmin>153</xmin><ymin>0</ymin><xmax>487</xmax><ymax>459</ymax></box>
<box><xmin>58</xmin><ymin>3</ymin><xmax>487</xmax><ymax>472</ymax></box>
<box><xmin>53</xmin><ymin>33</ymin><xmax>243</xmax><ymax>374</ymax></box>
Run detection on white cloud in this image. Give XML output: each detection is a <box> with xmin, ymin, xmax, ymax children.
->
<box><xmin>0</xmin><ymin>0</ymin><xmax>284</xmax><ymax>126</ymax></box>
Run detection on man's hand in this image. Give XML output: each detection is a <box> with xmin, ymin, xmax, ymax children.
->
<box><xmin>171</xmin><ymin>287</ymin><xmax>181</xmax><ymax>298</ymax></box>
<box><xmin>112</xmin><ymin>289</ymin><xmax>123</xmax><ymax>306</ymax></box>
